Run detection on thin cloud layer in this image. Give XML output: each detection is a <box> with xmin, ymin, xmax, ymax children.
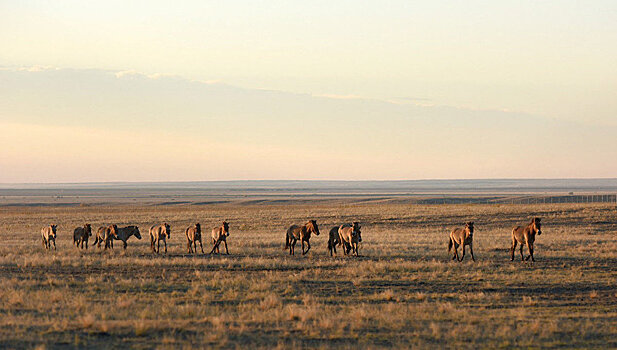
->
<box><xmin>1</xmin><ymin>68</ymin><xmax>616</xmax><ymax>182</ymax></box>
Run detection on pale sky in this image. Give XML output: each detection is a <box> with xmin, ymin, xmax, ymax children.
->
<box><xmin>1</xmin><ymin>1</ymin><xmax>616</xmax><ymax>182</ymax></box>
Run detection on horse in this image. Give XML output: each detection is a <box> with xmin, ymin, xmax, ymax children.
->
<box><xmin>41</xmin><ymin>224</ymin><xmax>57</xmax><ymax>250</ymax></box>
<box><xmin>510</xmin><ymin>217</ymin><xmax>542</xmax><ymax>262</ymax></box>
<box><xmin>73</xmin><ymin>223</ymin><xmax>92</xmax><ymax>250</ymax></box>
<box><xmin>338</xmin><ymin>222</ymin><xmax>361</xmax><ymax>256</ymax></box>
<box><xmin>94</xmin><ymin>225</ymin><xmax>118</xmax><ymax>250</ymax></box>
<box><xmin>113</xmin><ymin>225</ymin><xmax>141</xmax><ymax>250</ymax></box>
<box><xmin>186</xmin><ymin>223</ymin><xmax>204</xmax><ymax>254</ymax></box>
<box><xmin>285</xmin><ymin>220</ymin><xmax>320</xmax><ymax>255</ymax></box>
<box><xmin>448</xmin><ymin>222</ymin><xmax>475</xmax><ymax>261</ymax></box>
<box><xmin>210</xmin><ymin>221</ymin><xmax>229</xmax><ymax>254</ymax></box>
<box><xmin>327</xmin><ymin>226</ymin><xmax>344</xmax><ymax>256</ymax></box>
<box><xmin>150</xmin><ymin>223</ymin><xmax>171</xmax><ymax>254</ymax></box>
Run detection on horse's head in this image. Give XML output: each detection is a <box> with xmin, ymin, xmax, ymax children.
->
<box><xmin>109</xmin><ymin>224</ymin><xmax>119</xmax><ymax>238</ymax></box>
<box><xmin>309</xmin><ymin>220</ymin><xmax>320</xmax><ymax>236</ymax></box>
<box><xmin>85</xmin><ymin>223</ymin><xmax>92</xmax><ymax>236</ymax></box>
<box><xmin>164</xmin><ymin>223</ymin><xmax>171</xmax><ymax>238</ymax></box>
<box><xmin>195</xmin><ymin>223</ymin><xmax>201</xmax><ymax>233</ymax></box>
<box><xmin>50</xmin><ymin>225</ymin><xmax>57</xmax><ymax>238</ymax></box>
<box><xmin>466</xmin><ymin>221</ymin><xmax>474</xmax><ymax>236</ymax></box>
<box><xmin>531</xmin><ymin>217</ymin><xmax>541</xmax><ymax>235</ymax></box>
<box><xmin>133</xmin><ymin>226</ymin><xmax>142</xmax><ymax>240</ymax></box>
<box><xmin>352</xmin><ymin>222</ymin><xmax>362</xmax><ymax>242</ymax></box>
<box><xmin>222</xmin><ymin>221</ymin><xmax>229</xmax><ymax>236</ymax></box>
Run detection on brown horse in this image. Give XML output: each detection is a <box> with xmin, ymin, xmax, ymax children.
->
<box><xmin>448</xmin><ymin>222</ymin><xmax>475</xmax><ymax>261</ymax></box>
<box><xmin>73</xmin><ymin>223</ymin><xmax>92</xmax><ymax>249</ymax></box>
<box><xmin>338</xmin><ymin>222</ymin><xmax>361</xmax><ymax>256</ymax></box>
<box><xmin>150</xmin><ymin>223</ymin><xmax>171</xmax><ymax>254</ymax></box>
<box><xmin>210</xmin><ymin>221</ymin><xmax>229</xmax><ymax>255</ymax></box>
<box><xmin>94</xmin><ymin>225</ymin><xmax>118</xmax><ymax>250</ymax></box>
<box><xmin>113</xmin><ymin>225</ymin><xmax>141</xmax><ymax>250</ymax></box>
<box><xmin>511</xmin><ymin>217</ymin><xmax>542</xmax><ymax>262</ymax></box>
<box><xmin>327</xmin><ymin>226</ymin><xmax>344</xmax><ymax>256</ymax></box>
<box><xmin>285</xmin><ymin>220</ymin><xmax>320</xmax><ymax>255</ymax></box>
<box><xmin>186</xmin><ymin>223</ymin><xmax>204</xmax><ymax>254</ymax></box>
<box><xmin>41</xmin><ymin>224</ymin><xmax>57</xmax><ymax>250</ymax></box>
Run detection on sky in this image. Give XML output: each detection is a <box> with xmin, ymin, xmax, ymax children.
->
<box><xmin>1</xmin><ymin>1</ymin><xmax>616</xmax><ymax>182</ymax></box>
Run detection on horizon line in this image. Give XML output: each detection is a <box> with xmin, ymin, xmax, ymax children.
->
<box><xmin>1</xmin><ymin>177</ymin><xmax>616</xmax><ymax>186</ymax></box>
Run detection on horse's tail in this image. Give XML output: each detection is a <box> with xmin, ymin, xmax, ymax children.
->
<box><xmin>448</xmin><ymin>236</ymin><xmax>453</xmax><ymax>253</ymax></box>
<box><xmin>327</xmin><ymin>239</ymin><xmax>332</xmax><ymax>252</ymax></box>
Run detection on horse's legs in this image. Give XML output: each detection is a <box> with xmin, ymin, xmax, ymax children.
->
<box><xmin>459</xmin><ymin>243</ymin><xmax>466</xmax><ymax>262</ymax></box>
<box><xmin>519</xmin><ymin>244</ymin><xmax>525</xmax><ymax>261</ymax></box>
<box><xmin>187</xmin><ymin>240</ymin><xmax>191</xmax><ymax>253</ymax></box>
<box><xmin>469</xmin><ymin>243</ymin><xmax>475</xmax><ymax>262</ymax></box>
<box><xmin>303</xmin><ymin>240</ymin><xmax>310</xmax><ymax>255</ymax></box>
<box><xmin>123</xmin><ymin>241</ymin><xmax>127</xmax><ymax>250</ymax></box>
<box><xmin>224</xmin><ymin>240</ymin><xmax>229</xmax><ymax>255</ymax></box>
<box><xmin>199</xmin><ymin>239</ymin><xmax>204</xmax><ymax>254</ymax></box>
<box><xmin>164</xmin><ymin>239</ymin><xmax>167</xmax><ymax>254</ymax></box>
<box><xmin>290</xmin><ymin>239</ymin><xmax>296</xmax><ymax>255</ymax></box>
<box><xmin>527</xmin><ymin>242</ymin><xmax>534</xmax><ymax>262</ymax></box>
<box><xmin>452</xmin><ymin>242</ymin><xmax>458</xmax><ymax>260</ymax></box>
<box><xmin>510</xmin><ymin>240</ymin><xmax>517</xmax><ymax>261</ymax></box>
<box><xmin>52</xmin><ymin>239</ymin><xmax>56</xmax><ymax>250</ymax></box>
<box><xmin>157</xmin><ymin>239</ymin><xmax>160</xmax><ymax>254</ymax></box>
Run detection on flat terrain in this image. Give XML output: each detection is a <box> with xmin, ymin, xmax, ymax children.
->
<box><xmin>1</xmin><ymin>201</ymin><xmax>616</xmax><ymax>349</ymax></box>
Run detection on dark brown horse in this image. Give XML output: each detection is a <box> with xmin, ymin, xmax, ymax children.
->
<box><xmin>448</xmin><ymin>222</ymin><xmax>475</xmax><ymax>261</ymax></box>
<box><xmin>327</xmin><ymin>226</ymin><xmax>344</xmax><ymax>256</ymax></box>
<box><xmin>510</xmin><ymin>217</ymin><xmax>542</xmax><ymax>262</ymax></box>
<box><xmin>73</xmin><ymin>223</ymin><xmax>92</xmax><ymax>250</ymax></box>
<box><xmin>285</xmin><ymin>220</ymin><xmax>320</xmax><ymax>255</ymax></box>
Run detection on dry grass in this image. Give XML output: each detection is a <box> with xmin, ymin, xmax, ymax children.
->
<box><xmin>0</xmin><ymin>202</ymin><xmax>616</xmax><ymax>348</ymax></box>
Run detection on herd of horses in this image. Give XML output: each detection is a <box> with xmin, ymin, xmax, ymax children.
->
<box><xmin>40</xmin><ymin>217</ymin><xmax>543</xmax><ymax>261</ymax></box>
<box><xmin>41</xmin><ymin>221</ymin><xmax>230</xmax><ymax>255</ymax></box>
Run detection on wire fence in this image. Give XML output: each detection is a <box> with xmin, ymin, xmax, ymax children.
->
<box><xmin>413</xmin><ymin>194</ymin><xmax>617</xmax><ymax>205</ymax></box>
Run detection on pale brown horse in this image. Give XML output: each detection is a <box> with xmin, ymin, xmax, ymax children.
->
<box><xmin>94</xmin><ymin>225</ymin><xmax>118</xmax><ymax>250</ymax></box>
<box><xmin>510</xmin><ymin>217</ymin><xmax>542</xmax><ymax>262</ymax></box>
<box><xmin>338</xmin><ymin>222</ymin><xmax>361</xmax><ymax>256</ymax></box>
<box><xmin>41</xmin><ymin>224</ymin><xmax>57</xmax><ymax>250</ymax></box>
<box><xmin>448</xmin><ymin>222</ymin><xmax>475</xmax><ymax>261</ymax></box>
<box><xmin>150</xmin><ymin>223</ymin><xmax>171</xmax><ymax>254</ymax></box>
<box><xmin>210</xmin><ymin>221</ymin><xmax>230</xmax><ymax>255</ymax></box>
<box><xmin>113</xmin><ymin>225</ymin><xmax>141</xmax><ymax>250</ymax></box>
<box><xmin>186</xmin><ymin>223</ymin><xmax>204</xmax><ymax>254</ymax></box>
<box><xmin>73</xmin><ymin>223</ymin><xmax>92</xmax><ymax>250</ymax></box>
<box><xmin>285</xmin><ymin>220</ymin><xmax>320</xmax><ymax>255</ymax></box>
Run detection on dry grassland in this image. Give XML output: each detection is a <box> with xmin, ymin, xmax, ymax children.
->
<box><xmin>1</xmin><ymin>202</ymin><xmax>616</xmax><ymax>349</ymax></box>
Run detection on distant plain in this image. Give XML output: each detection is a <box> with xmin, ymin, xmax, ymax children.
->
<box><xmin>0</xmin><ymin>181</ymin><xmax>616</xmax><ymax>348</ymax></box>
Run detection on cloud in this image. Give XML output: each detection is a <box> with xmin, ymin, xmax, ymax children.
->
<box><xmin>1</xmin><ymin>67</ymin><xmax>616</xmax><ymax>181</ymax></box>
